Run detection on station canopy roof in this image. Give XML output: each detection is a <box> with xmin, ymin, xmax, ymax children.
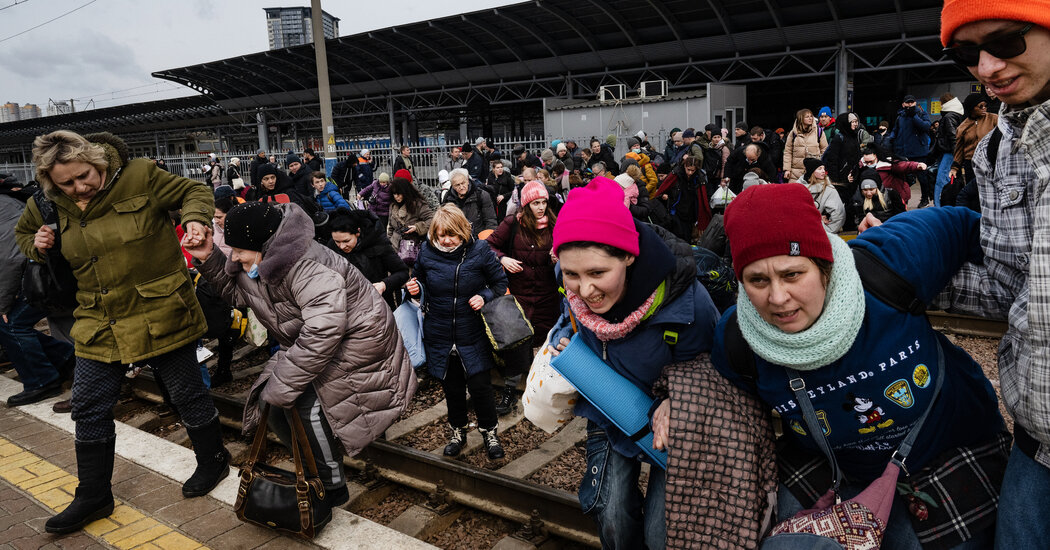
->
<box><xmin>153</xmin><ymin>0</ymin><xmax>947</xmax><ymax>111</ymax></box>
<box><xmin>0</xmin><ymin>96</ymin><xmax>231</xmax><ymax>147</ymax></box>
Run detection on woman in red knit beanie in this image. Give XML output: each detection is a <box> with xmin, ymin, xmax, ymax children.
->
<box><xmin>546</xmin><ymin>176</ymin><xmax>721</xmax><ymax>549</ymax></box>
<box><xmin>712</xmin><ymin>184</ymin><xmax>1006</xmax><ymax>549</ymax></box>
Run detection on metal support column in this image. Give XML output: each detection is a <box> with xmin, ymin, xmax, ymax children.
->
<box><xmin>311</xmin><ymin>0</ymin><xmax>336</xmax><ymax>167</ymax></box>
<box><xmin>256</xmin><ymin>110</ymin><xmax>268</xmax><ymax>153</ymax></box>
<box><xmin>388</xmin><ymin>97</ymin><xmax>397</xmax><ymax>159</ymax></box>
<box><xmin>835</xmin><ymin>43</ymin><xmax>849</xmax><ymax>115</ymax></box>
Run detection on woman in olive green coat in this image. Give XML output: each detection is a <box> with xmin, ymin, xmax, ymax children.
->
<box><xmin>14</xmin><ymin>131</ymin><xmax>230</xmax><ymax>534</ymax></box>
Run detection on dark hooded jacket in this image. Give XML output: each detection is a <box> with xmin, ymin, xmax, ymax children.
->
<box><xmin>248</xmin><ymin>153</ymin><xmax>269</xmax><ymax>187</ymax></box>
<box><xmin>196</xmin><ymin>203</ymin><xmax>417</xmax><ymax>456</ymax></box>
<box><xmin>654</xmin><ymin>164</ymin><xmax>711</xmax><ymax>240</ymax></box>
<box><xmin>0</xmin><ymin>175</ymin><xmax>34</xmax><ymax>316</ymax></box>
<box><xmin>327</xmin><ymin>209</ymin><xmax>409</xmax><ymax>309</ymax></box>
<box><xmin>487</xmin><ymin>170</ymin><xmax>516</xmax><ymax>219</ymax></box>
<box><xmin>441</xmin><ymin>180</ymin><xmax>498</xmax><ymax>236</ymax></box>
<box><xmin>723</xmin><ymin>140</ymin><xmax>776</xmax><ymax>192</ymax></box>
<box><xmin>822</xmin><ymin>113</ymin><xmax>863</xmax><ymax>199</ymax></box>
<box><xmin>414</xmin><ymin>237</ymin><xmax>508</xmax><ymax>379</ymax></box>
<box><xmin>588</xmin><ymin>144</ymin><xmax>620</xmax><ymax>176</ymax></box>
<box><xmin>548</xmin><ymin>221</ymin><xmax>720</xmax><ymax>460</ymax></box>
<box><xmin>849</xmin><ymin>168</ymin><xmax>906</xmax><ymax>225</ymax></box>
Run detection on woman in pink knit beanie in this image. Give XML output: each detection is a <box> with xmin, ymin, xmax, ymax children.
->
<box><xmin>546</xmin><ymin>176</ymin><xmax>720</xmax><ymax>548</ymax></box>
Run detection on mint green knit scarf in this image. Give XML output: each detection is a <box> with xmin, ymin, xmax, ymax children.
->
<box><xmin>736</xmin><ymin>235</ymin><xmax>865</xmax><ymax>371</ymax></box>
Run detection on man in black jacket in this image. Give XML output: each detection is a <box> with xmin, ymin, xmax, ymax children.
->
<box><xmin>330</xmin><ymin>152</ymin><xmax>357</xmax><ymax>196</ymax></box>
<box><xmin>303</xmin><ymin>148</ymin><xmax>323</xmax><ymax>172</ymax></box>
<box><xmin>933</xmin><ymin>92</ymin><xmax>965</xmax><ymax>206</ymax></box>
<box><xmin>0</xmin><ymin>175</ymin><xmax>73</xmax><ymax>406</ymax></box>
<box><xmin>588</xmin><ymin>138</ymin><xmax>619</xmax><ymax>176</ymax></box>
<box><xmin>248</xmin><ymin>149</ymin><xmax>268</xmax><ymax>188</ymax></box>
<box><xmin>462</xmin><ymin>142</ymin><xmax>485</xmax><ymax>182</ymax></box>
<box><xmin>723</xmin><ymin>132</ymin><xmax>776</xmax><ymax>191</ymax></box>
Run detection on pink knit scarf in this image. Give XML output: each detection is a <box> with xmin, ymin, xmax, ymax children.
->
<box><xmin>514</xmin><ymin>214</ymin><xmax>549</xmax><ymax>229</ymax></box>
<box><xmin>565</xmin><ymin>287</ymin><xmax>657</xmax><ymax>341</ymax></box>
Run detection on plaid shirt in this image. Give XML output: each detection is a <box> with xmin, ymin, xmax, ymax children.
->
<box><xmin>937</xmin><ymin>100</ymin><xmax>1050</xmax><ymax>468</ymax></box>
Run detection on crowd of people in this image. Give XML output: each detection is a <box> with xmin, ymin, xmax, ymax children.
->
<box><xmin>2</xmin><ymin>2</ymin><xmax>1049</xmax><ymax>548</ymax></box>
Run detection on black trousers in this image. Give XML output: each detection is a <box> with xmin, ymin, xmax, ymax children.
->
<box><xmin>496</xmin><ymin>344</ymin><xmax>532</xmax><ymax>380</ymax></box>
<box><xmin>441</xmin><ymin>352</ymin><xmax>498</xmax><ymax>430</ymax></box>
<box><xmin>72</xmin><ymin>342</ymin><xmax>217</xmax><ymax>442</ymax></box>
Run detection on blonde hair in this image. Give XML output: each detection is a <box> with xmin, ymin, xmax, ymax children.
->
<box><xmin>626</xmin><ymin>164</ymin><xmax>642</xmax><ymax>180</ymax></box>
<box><xmin>33</xmin><ymin>130</ymin><xmax>107</xmax><ymax>192</ymax></box>
<box><xmin>429</xmin><ymin>203</ymin><xmax>473</xmax><ymax>244</ymax></box>
<box><xmin>863</xmin><ymin>190</ymin><xmax>887</xmax><ymax>212</ymax></box>
<box><xmin>793</xmin><ymin>109</ymin><xmax>814</xmax><ymax>134</ymax></box>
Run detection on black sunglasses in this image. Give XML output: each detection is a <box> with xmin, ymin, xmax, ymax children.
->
<box><xmin>943</xmin><ymin>24</ymin><xmax>1033</xmax><ymax>67</ymax></box>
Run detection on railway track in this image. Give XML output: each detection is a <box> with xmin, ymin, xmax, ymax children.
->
<box><xmin>125</xmin><ymin>348</ymin><xmax>601</xmax><ymax>549</ymax></box>
<box><xmin>926</xmin><ymin>310</ymin><xmax>1007</xmax><ymax>338</ymax></box>
<box><xmin>6</xmin><ymin>309</ymin><xmax>999</xmax><ymax>548</ymax></box>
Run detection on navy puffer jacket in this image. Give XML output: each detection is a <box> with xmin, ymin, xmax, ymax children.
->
<box><xmin>415</xmin><ymin>238</ymin><xmax>508</xmax><ymax>379</ymax></box>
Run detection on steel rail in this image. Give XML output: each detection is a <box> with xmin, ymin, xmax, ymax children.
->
<box><xmin>127</xmin><ymin>371</ymin><xmax>599</xmax><ymax>546</ymax></box>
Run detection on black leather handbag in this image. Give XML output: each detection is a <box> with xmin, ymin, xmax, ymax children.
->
<box><xmin>22</xmin><ymin>190</ymin><xmax>78</xmax><ymax>314</ymax></box>
<box><xmin>233</xmin><ymin>404</ymin><xmax>333</xmax><ymax>540</ymax></box>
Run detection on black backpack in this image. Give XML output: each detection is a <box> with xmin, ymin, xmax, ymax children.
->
<box><xmin>724</xmin><ymin>247</ymin><xmax>924</xmax><ymax>391</ymax></box>
<box><xmin>700</xmin><ymin>147</ymin><xmax>723</xmax><ymax>181</ymax></box>
<box><xmin>21</xmin><ymin>190</ymin><xmax>79</xmax><ymax>314</ymax></box>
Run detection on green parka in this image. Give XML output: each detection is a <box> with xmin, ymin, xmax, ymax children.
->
<box><xmin>15</xmin><ymin>133</ymin><xmax>213</xmax><ymax>363</ymax></box>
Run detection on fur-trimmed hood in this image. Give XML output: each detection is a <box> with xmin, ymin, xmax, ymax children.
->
<box><xmin>40</xmin><ymin>132</ymin><xmax>130</xmax><ymax>201</ymax></box>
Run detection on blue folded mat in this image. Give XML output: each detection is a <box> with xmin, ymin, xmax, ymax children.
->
<box><xmin>550</xmin><ymin>333</ymin><xmax>667</xmax><ymax>469</ymax></box>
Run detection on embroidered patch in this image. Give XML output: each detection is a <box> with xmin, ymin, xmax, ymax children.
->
<box><xmin>885</xmin><ymin>379</ymin><xmax>914</xmax><ymax>409</ymax></box>
<box><xmin>913</xmin><ymin>364</ymin><xmax>930</xmax><ymax>389</ymax></box>
<box><xmin>816</xmin><ymin>410</ymin><xmax>831</xmax><ymax>436</ymax></box>
<box><xmin>789</xmin><ymin>241</ymin><xmax>801</xmax><ymax>256</ymax></box>
<box><xmin>790</xmin><ymin>419</ymin><xmax>807</xmax><ymax>436</ymax></box>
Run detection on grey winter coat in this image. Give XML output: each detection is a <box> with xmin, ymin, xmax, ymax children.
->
<box><xmin>196</xmin><ymin>204</ymin><xmax>417</xmax><ymax>456</ymax></box>
<box><xmin>0</xmin><ymin>194</ymin><xmax>26</xmax><ymax>316</ymax></box>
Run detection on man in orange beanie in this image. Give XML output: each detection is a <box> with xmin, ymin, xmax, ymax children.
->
<box><xmin>937</xmin><ymin>2</ymin><xmax>1050</xmax><ymax>547</ymax></box>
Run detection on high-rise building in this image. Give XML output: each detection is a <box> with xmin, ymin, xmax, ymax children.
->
<box><xmin>21</xmin><ymin>104</ymin><xmax>40</xmax><ymax>120</ymax></box>
<box><xmin>47</xmin><ymin>100</ymin><xmax>73</xmax><ymax>117</ymax></box>
<box><xmin>264</xmin><ymin>7</ymin><xmax>339</xmax><ymax>50</ymax></box>
<box><xmin>0</xmin><ymin>102</ymin><xmax>19</xmax><ymax>123</ymax></box>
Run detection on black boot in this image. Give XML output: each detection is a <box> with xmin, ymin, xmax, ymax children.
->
<box><xmin>443</xmin><ymin>424</ymin><xmax>467</xmax><ymax>457</ymax></box>
<box><xmin>479</xmin><ymin>426</ymin><xmax>505</xmax><ymax>459</ymax></box>
<box><xmin>45</xmin><ymin>438</ymin><xmax>115</xmax><ymax>534</ymax></box>
<box><xmin>494</xmin><ymin>385</ymin><xmax>516</xmax><ymax>416</ymax></box>
<box><xmin>325</xmin><ymin>484</ymin><xmax>349</xmax><ymax>508</ymax></box>
<box><xmin>210</xmin><ymin>365</ymin><xmax>232</xmax><ymax>388</ymax></box>
<box><xmin>182</xmin><ymin>417</ymin><xmax>231</xmax><ymax>497</ymax></box>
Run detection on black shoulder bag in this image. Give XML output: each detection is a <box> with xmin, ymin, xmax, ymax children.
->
<box><xmin>22</xmin><ymin>191</ymin><xmax>78</xmax><ymax>314</ymax></box>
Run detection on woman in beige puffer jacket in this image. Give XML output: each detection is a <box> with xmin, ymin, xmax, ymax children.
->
<box><xmin>783</xmin><ymin>108</ymin><xmax>829</xmax><ymax>180</ymax></box>
<box><xmin>187</xmin><ymin>202</ymin><xmax>417</xmax><ymax>504</ymax></box>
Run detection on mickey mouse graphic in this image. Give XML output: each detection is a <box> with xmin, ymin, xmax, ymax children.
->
<box><xmin>844</xmin><ymin>393</ymin><xmax>895</xmax><ymax>434</ymax></box>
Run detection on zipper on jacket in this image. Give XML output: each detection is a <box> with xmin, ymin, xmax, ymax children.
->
<box><xmin>449</xmin><ymin>245</ymin><xmax>469</xmax><ymax>377</ymax></box>
<box><xmin>602</xmin><ymin>341</ymin><xmax>608</xmax><ymax>361</ymax></box>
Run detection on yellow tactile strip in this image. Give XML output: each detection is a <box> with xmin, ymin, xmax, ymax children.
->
<box><xmin>0</xmin><ymin>436</ymin><xmax>210</xmax><ymax>550</ymax></box>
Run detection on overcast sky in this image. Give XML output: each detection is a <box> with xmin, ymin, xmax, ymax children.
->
<box><xmin>2</xmin><ymin>0</ymin><xmax>518</xmax><ymax>111</ymax></box>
